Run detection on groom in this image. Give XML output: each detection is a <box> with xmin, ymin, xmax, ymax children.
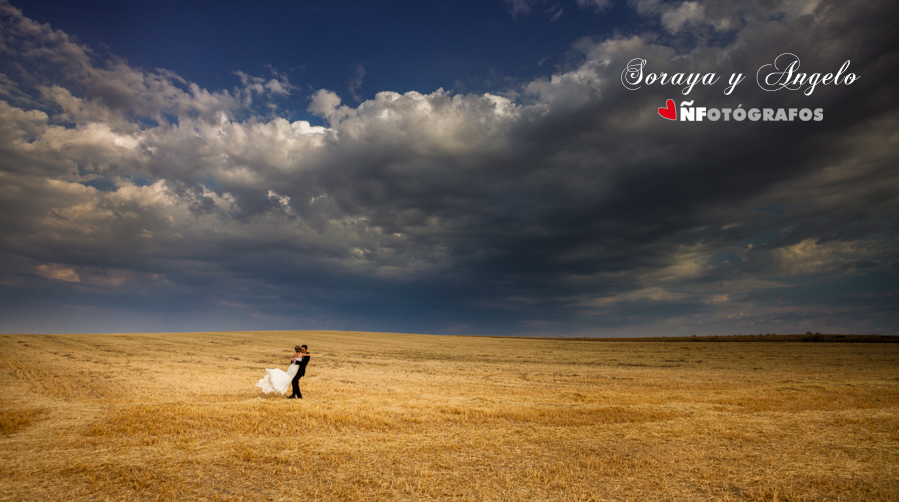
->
<box><xmin>288</xmin><ymin>345</ymin><xmax>310</xmax><ymax>399</ymax></box>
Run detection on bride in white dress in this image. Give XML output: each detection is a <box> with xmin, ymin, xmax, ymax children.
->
<box><xmin>256</xmin><ymin>345</ymin><xmax>312</xmax><ymax>396</ymax></box>
<box><xmin>255</xmin><ymin>362</ymin><xmax>299</xmax><ymax>395</ymax></box>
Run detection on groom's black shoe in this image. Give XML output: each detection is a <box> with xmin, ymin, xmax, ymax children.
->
<box><xmin>287</xmin><ymin>395</ymin><xmax>296</xmax><ymax>399</ymax></box>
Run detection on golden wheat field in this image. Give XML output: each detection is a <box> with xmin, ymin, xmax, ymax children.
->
<box><xmin>1</xmin><ymin>331</ymin><xmax>897</xmax><ymax>501</ymax></box>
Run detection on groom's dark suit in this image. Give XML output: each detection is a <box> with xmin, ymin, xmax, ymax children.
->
<box><xmin>290</xmin><ymin>355</ymin><xmax>309</xmax><ymax>398</ymax></box>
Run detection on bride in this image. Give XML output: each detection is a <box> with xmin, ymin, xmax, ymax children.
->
<box><xmin>255</xmin><ymin>347</ymin><xmax>303</xmax><ymax>395</ymax></box>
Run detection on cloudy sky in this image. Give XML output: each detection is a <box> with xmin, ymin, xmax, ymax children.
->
<box><xmin>0</xmin><ymin>0</ymin><xmax>896</xmax><ymax>336</ymax></box>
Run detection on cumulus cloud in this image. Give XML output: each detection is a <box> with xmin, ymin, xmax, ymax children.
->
<box><xmin>307</xmin><ymin>89</ymin><xmax>344</xmax><ymax>123</ymax></box>
<box><xmin>35</xmin><ymin>263</ymin><xmax>80</xmax><ymax>282</ymax></box>
<box><xmin>0</xmin><ymin>0</ymin><xmax>897</xmax><ymax>335</ymax></box>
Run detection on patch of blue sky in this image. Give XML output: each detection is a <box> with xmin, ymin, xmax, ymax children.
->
<box><xmin>79</xmin><ymin>176</ymin><xmax>116</xmax><ymax>192</ymax></box>
<box><xmin>202</xmin><ymin>176</ymin><xmax>220</xmax><ymax>190</ymax></box>
<box><xmin>120</xmin><ymin>175</ymin><xmax>155</xmax><ymax>187</ymax></box>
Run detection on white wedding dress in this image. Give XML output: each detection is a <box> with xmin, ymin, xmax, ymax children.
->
<box><xmin>255</xmin><ymin>363</ymin><xmax>299</xmax><ymax>395</ymax></box>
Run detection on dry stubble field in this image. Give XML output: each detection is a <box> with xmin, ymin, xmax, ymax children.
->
<box><xmin>1</xmin><ymin>331</ymin><xmax>897</xmax><ymax>501</ymax></box>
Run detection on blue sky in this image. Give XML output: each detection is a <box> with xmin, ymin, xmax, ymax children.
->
<box><xmin>0</xmin><ymin>0</ymin><xmax>897</xmax><ymax>336</ymax></box>
<box><xmin>16</xmin><ymin>0</ymin><xmax>641</xmax><ymax>116</ymax></box>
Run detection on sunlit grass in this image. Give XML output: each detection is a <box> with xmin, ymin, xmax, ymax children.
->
<box><xmin>1</xmin><ymin>331</ymin><xmax>897</xmax><ymax>500</ymax></box>
<box><xmin>0</xmin><ymin>407</ymin><xmax>44</xmax><ymax>436</ymax></box>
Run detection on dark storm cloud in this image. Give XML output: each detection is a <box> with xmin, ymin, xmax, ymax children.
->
<box><xmin>0</xmin><ymin>0</ymin><xmax>896</xmax><ymax>335</ymax></box>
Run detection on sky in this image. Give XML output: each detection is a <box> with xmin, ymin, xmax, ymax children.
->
<box><xmin>0</xmin><ymin>0</ymin><xmax>897</xmax><ymax>336</ymax></box>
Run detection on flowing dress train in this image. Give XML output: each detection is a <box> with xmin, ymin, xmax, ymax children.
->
<box><xmin>256</xmin><ymin>363</ymin><xmax>299</xmax><ymax>395</ymax></box>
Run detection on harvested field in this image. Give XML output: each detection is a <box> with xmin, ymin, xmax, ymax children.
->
<box><xmin>1</xmin><ymin>331</ymin><xmax>897</xmax><ymax>501</ymax></box>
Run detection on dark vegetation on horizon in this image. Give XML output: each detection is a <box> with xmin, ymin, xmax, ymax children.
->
<box><xmin>495</xmin><ymin>334</ymin><xmax>899</xmax><ymax>343</ymax></box>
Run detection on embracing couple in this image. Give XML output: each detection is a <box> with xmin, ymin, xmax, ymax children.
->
<box><xmin>288</xmin><ymin>345</ymin><xmax>310</xmax><ymax>399</ymax></box>
<box><xmin>255</xmin><ymin>344</ymin><xmax>311</xmax><ymax>398</ymax></box>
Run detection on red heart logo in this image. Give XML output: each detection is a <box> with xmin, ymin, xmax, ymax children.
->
<box><xmin>658</xmin><ymin>99</ymin><xmax>676</xmax><ymax>120</ymax></box>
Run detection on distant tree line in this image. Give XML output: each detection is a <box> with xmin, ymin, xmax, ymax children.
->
<box><xmin>502</xmin><ymin>334</ymin><xmax>898</xmax><ymax>343</ymax></box>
